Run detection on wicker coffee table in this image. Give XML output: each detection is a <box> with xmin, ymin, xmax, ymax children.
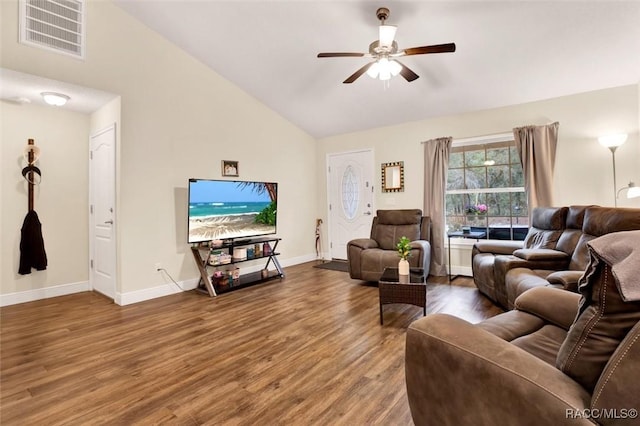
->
<box><xmin>378</xmin><ymin>267</ymin><xmax>427</xmax><ymax>325</ymax></box>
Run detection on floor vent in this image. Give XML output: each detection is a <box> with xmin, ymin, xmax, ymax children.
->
<box><xmin>19</xmin><ymin>0</ymin><xmax>85</xmax><ymax>59</ymax></box>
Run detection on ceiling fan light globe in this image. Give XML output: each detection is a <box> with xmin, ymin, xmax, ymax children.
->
<box><xmin>366</xmin><ymin>62</ymin><xmax>380</xmax><ymax>78</ymax></box>
<box><xmin>377</xmin><ymin>58</ymin><xmax>392</xmax><ymax>80</ymax></box>
<box><xmin>379</xmin><ymin>25</ymin><xmax>397</xmax><ymax>48</ymax></box>
<box><xmin>389</xmin><ymin>60</ymin><xmax>402</xmax><ymax>76</ymax></box>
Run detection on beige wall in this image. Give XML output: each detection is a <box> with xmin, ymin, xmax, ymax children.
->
<box><xmin>1</xmin><ymin>102</ymin><xmax>90</xmax><ymax>295</ymax></box>
<box><xmin>317</xmin><ymin>85</ymin><xmax>640</xmax><ymax>271</ymax></box>
<box><xmin>2</xmin><ymin>0</ymin><xmax>638</xmax><ymax>301</ymax></box>
<box><xmin>1</xmin><ymin>0</ymin><xmax>317</xmax><ymax>302</ymax></box>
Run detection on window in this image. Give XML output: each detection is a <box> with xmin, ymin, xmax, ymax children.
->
<box><xmin>445</xmin><ymin>134</ymin><xmax>529</xmax><ymax>240</ymax></box>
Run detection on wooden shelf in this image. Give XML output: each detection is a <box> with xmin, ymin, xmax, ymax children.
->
<box><xmin>191</xmin><ymin>237</ymin><xmax>284</xmax><ymax>297</ymax></box>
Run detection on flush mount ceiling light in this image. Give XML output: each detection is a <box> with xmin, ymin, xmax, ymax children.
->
<box><xmin>41</xmin><ymin>92</ymin><xmax>70</xmax><ymax>106</ymax></box>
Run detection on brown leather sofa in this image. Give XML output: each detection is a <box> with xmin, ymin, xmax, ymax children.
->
<box><xmin>472</xmin><ymin>206</ymin><xmax>640</xmax><ymax>309</ymax></box>
<box><xmin>347</xmin><ymin>209</ymin><xmax>431</xmax><ymax>281</ymax></box>
<box><xmin>406</xmin><ymin>231</ymin><xmax>640</xmax><ymax>426</ymax></box>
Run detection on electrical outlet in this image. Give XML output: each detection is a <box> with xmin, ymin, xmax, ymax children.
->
<box><xmin>155</xmin><ymin>263</ymin><xmax>162</xmax><ymax>271</ymax></box>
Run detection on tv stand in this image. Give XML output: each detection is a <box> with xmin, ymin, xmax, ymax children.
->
<box><xmin>190</xmin><ymin>237</ymin><xmax>284</xmax><ymax>297</ymax></box>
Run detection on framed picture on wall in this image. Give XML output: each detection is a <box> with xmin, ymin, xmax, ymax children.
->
<box><xmin>222</xmin><ymin>160</ymin><xmax>239</xmax><ymax>177</ymax></box>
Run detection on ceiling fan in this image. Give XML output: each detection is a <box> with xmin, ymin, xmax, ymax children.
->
<box><xmin>317</xmin><ymin>7</ymin><xmax>456</xmax><ymax>84</ymax></box>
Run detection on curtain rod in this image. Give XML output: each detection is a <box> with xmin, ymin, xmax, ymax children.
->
<box><xmin>420</xmin><ymin>131</ymin><xmax>513</xmax><ymax>145</ymax></box>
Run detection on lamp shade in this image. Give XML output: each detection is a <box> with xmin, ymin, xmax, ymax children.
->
<box><xmin>628</xmin><ymin>186</ymin><xmax>640</xmax><ymax>199</ymax></box>
<box><xmin>379</xmin><ymin>25</ymin><xmax>397</xmax><ymax>48</ymax></box>
<box><xmin>598</xmin><ymin>134</ymin><xmax>627</xmax><ymax>148</ymax></box>
<box><xmin>616</xmin><ymin>182</ymin><xmax>640</xmax><ymax>200</ymax></box>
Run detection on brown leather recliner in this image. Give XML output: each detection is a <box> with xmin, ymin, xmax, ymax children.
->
<box><xmin>505</xmin><ymin>206</ymin><xmax>640</xmax><ymax>308</ymax></box>
<box><xmin>347</xmin><ymin>209</ymin><xmax>431</xmax><ymax>282</ymax></box>
<box><xmin>406</xmin><ymin>230</ymin><xmax>640</xmax><ymax>426</ymax></box>
<box><xmin>471</xmin><ymin>206</ymin><xmax>569</xmax><ymax>307</ymax></box>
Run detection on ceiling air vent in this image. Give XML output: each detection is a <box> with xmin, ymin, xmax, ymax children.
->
<box><xmin>19</xmin><ymin>0</ymin><xmax>85</xmax><ymax>59</ymax></box>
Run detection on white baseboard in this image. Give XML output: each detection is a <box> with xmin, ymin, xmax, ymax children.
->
<box><xmin>1</xmin><ymin>254</ymin><xmax>324</xmax><ymax>307</ymax></box>
<box><xmin>115</xmin><ymin>253</ymin><xmax>318</xmax><ymax>306</ymax></box>
<box><xmin>116</xmin><ymin>277</ymin><xmax>199</xmax><ymax>306</ymax></box>
<box><xmin>0</xmin><ymin>280</ymin><xmax>90</xmax><ymax>307</ymax></box>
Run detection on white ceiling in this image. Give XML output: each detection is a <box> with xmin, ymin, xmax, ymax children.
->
<box><xmin>3</xmin><ymin>2</ymin><xmax>639</xmax><ymax>139</ymax></box>
<box><xmin>111</xmin><ymin>1</ymin><xmax>640</xmax><ymax>139</ymax></box>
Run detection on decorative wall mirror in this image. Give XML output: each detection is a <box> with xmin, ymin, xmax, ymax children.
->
<box><xmin>381</xmin><ymin>161</ymin><xmax>404</xmax><ymax>192</ymax></box>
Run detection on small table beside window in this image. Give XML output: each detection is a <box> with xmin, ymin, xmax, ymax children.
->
<box><xmin>447</xmin><ymin>230</ymin><xmax>487</xmax><ymax>282</ymax></box>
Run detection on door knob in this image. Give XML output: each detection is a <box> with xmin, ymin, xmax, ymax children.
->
<box><xmin>363</xmin><ymin>211</ymin><xmax>372</xmax><ymax>216</ymax></box>
<box><xmin>104</xmin><ymin>220</ymin><xmax>114</xmax><ymax>224</ymax></box>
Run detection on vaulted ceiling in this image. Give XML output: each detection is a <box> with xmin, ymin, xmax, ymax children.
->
<box><xmin>4</xmin><ymin>2</ymin><xmax>640</xmax><ymax>139</ymax></box>
<box><xmin>112</xmin><ymin>1</ymin><xmax>640</xmax><ymax>138</ymax></box>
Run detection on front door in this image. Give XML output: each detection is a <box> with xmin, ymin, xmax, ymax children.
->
<box><xmin>327</xmin><ymin>150</ymin><xmax>375</xmax><ymax>260</ymax></box>
<box><xmin>89</xmin><ymin>124</ymin><xmax>116</xmax><ymax>300</ymax></box>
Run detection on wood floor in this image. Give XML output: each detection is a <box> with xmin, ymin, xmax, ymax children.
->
<box><xmin>0</xmin><ymin>262</ymin><xmax>503</xmax><ymax>425</ymax></box>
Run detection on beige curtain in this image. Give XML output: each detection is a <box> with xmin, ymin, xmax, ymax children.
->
<box><xmin>423</xmin><ymin>137</ymin><xmax>452</xmax><ymax>276</ymax></box>
<box><xmin>513</xmin><ymin>122</ymin><xmax>559</xmax><ymax>211</ymax></box>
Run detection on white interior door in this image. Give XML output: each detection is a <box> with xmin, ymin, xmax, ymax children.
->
<box><xmin>89</xmin><ymin>124</ymin><xmax>116</xmax><ymax>299</ymax></box>
<box><xmin>327</xmin><ymin>150</ymin><xmax>375</xmax><ymax>260</ymax></box>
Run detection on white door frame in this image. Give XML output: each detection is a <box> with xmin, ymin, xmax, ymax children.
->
<box><xmin>89</xmin><ymin>123</ymin><xmax>117</xmax><ymax>300</ymax></box>
<box><xmin>325</xmin><ymin>149</ymin><xmax>375</xmax><ymax>260</ymax></box>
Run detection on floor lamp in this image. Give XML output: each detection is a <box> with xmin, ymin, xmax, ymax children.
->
<box><xmin>617</xmin><ymin>182</ymin><xmax>640</xmax><ymax>201</ymax></box>
<box><xmin>598</xmin><ymin>134</ymin><xmax>627</xmax><ymax>207</ymax></box>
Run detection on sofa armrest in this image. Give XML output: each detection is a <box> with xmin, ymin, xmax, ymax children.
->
<box><xmin>514</xmin><ymin>287</ymin><xmax>580</xmax><ymax>330</ymax></box>
<box><xmin>514</xmin><ymin>248</ymin><xmax>570</xmax><ymax>262</ymax></box>
<box><xmin>410</xmin><ymin>240</ymin><xmax>431</xmax><ymax>276</ymax></box>
<box><xmin>346</xmin><ymin>238</ymin><xmax>380</xmax><ymax>279</ymax></box>
<box><xmin>473</xmin><ymin>240</ymin><xmax>523</xmax><ymax>255</ymax></box>
<box><xmin>546</xmin><ymin>270</ymin><xmax>584</xmax><ymax>292</ymax></box>
<box><xmin>493</xmin><ymin>253</ymin><xmax>570</xmax><ymax>307</ymax></box>
<box><xmin>406</xmin><ymin>314</ymin><xmax>592</xmax><ymax>426</ymax></box>
<box><xmin>347</xmin><ymin>238</ymin><xmax>379</xmax><ymax>250</ymax></box>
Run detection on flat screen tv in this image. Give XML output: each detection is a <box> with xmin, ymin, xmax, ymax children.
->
<box><xmin>188</xmin><ymin>179</ymin><xmax>278</xmax><ymax>243</ymax></box>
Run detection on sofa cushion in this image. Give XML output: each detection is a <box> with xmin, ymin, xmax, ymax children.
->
<box><xmin>477</xmin><ymin>310</ymin><xmax>545</xmax><ymax>341</ymax></box>
<box><xmin>556</xmin><ymin>205</ymin><xmax>592</xmax><ymax>255</ymax></box>
<box><xmin>512</xmin><ymin>324</ymin><xmax>567</xmax><ymax>366</ymax></box>
<box><xmin>556</xmin><ymin>231</ymin><xmax>640</xmax><ymax>392</ymax></box>
<box><xmin>591</xmin><ymin>321</ymin><xmax>640</xmax><ymax>426</ymax></box>
<box><xmin>514</xmin><ymin>286</ymin><xmax>581</xmax><ymax>330</ymax></box>
<box><xmin>372</xmin><ymin>209</ymin><xmax>422</xmax><ymax>250</ymax></box>
<box><xmin>523</xmin><ymin>207</ymin><xmax>568</xmax><ymax>249</ymax></box>
<box><xmin>568</xmin><ymin>206</ymin><xmax>640</xmax><ymax>275</ymax></box>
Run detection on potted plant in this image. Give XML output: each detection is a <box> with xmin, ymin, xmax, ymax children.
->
<box><xmin>397</xmin><ymin>236</ymin><xmax>412</xmax><ymax>276</ymax></box>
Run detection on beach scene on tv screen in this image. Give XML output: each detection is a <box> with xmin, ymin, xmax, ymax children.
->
<box><xmin>189</xmin><ymin>180</ymin><xmax>277</xmax><ymax>242</ymax></box>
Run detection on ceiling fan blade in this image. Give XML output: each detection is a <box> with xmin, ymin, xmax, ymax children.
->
<box><xmin>403</xmin><ymin>43</ymin><xmax>456</xmax><ymax>56</ymax></box>
<box><xmin>343</xmin><ymin>62</ymin><xmax>376</xmax><ymax>84</ymax></box>
<box><xmin>318</xmin><ymin>52</ymin><xmax>365</xmax><ymax>58</ymax></box>
<box><xmin>394</xmin><ymin>60</ymin><xmax>419</xmax><ymax>82</ymax></box>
